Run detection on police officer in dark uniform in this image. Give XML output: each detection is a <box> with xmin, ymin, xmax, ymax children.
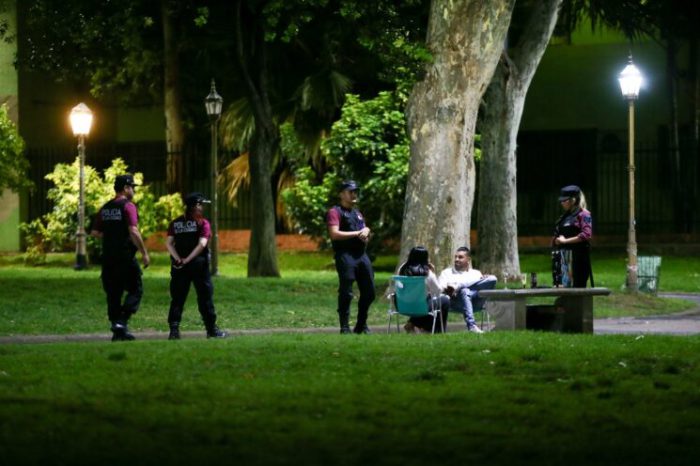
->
<box><xmin>90</xmin><ymin>174</ymin><xmax>150</xmax><ymax>341</ymax></box>
<box><xmin>165</xmin><ymin>192</ymin><xmax>226</xmax><ymax>340</ymax></box>
<box><xmin>552</xmin><ymin>185</ymin><xmax>594</xmax><ymax>288</ymax></box>
<box><xmin>326</xmin><ymin>180</ymin><xmax>375</xmax><ymax>334</ymax></box>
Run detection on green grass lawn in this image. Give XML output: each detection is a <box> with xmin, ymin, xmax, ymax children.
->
<box><xmin>1</xmin><ymin>252</ymin><xmax>699</xmax><ymax>465</ymax></box>
<box><xmin>1</xmin><ymin>332</ymin><xmax>699</xmax><ymax>465</ymax></box>
<box><xmin>0</xmin><ymin>251</ymin><xmax>698</xmax><ymax>336</ymax></box>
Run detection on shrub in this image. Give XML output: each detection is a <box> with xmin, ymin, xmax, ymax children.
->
<box><xmin>0</xmin><ymin>104</ymin><xmax>32</xmax><ymax>192</ymax></box>
<box><xmin>21</xmin><ymin>157</ymin><xmax>184</xmax><ymax>265</ymax></box>
<box><xmin>282</xmin><ymin>89</ymin><xmax>409</xmax><ymax>250</ymax></box>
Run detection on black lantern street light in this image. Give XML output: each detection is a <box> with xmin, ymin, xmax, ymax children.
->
<box><xmin>205</xmin><ymin>80</ymin><xmax>223</xmax><ymax>275</ymax></box>
<box><xmin>69</xmin><ymin>103</ymin><xmax>94</xmax><ymax>270</ymax></box>
<box><xmin>618</xmin><ymin>56</ymin><xmax>643</xmax><ymax>292</ymax></box>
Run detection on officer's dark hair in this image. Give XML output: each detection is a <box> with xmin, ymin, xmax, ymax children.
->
<box><xmin>456</xmin><ymin>246</ymin><xmax>471</xmax><ymax>256</ymax></box>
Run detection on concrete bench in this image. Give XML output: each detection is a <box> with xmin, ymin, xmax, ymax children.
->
<box><xmin>478</xmin><ymin>287</ymin><xmax>611</xmax><ymax>333</ymax></box>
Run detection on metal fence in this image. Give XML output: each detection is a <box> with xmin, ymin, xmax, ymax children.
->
<box><xmin>514</xmin><ymin>130</ymin><xmax>699</xmax><ymax>236</ymax></box>
<box><xmin>25</xmin><ymin>132</ymin><xmax>699</xmax><ymax>236</ymax></box>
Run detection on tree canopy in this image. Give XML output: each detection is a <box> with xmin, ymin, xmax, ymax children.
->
<box><xmin>6</xmin><ymin>0</ymin><xmax>237</xmax><ymax>192</ymax></box>
<box><xmin>210</xmin><ymin>0</ymin><xmax>427</xmax><ymax>276</ymax></box>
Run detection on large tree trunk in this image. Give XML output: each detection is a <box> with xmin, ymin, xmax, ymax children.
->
<box><xmin>477</xmin><ymin>0</ymin><xmax>562</xmax><ymax>278</ymax></box>
<box><xmin>162</xmin><ymin>0</ymin><xmax>185</xmax><ymax>194</ymax></box>
<box><xmin>478</xmin><ymin>63</ymin><xmax>524</xmax><ymax>278</ymax></box>
<box><xmin>235</xmin><ymin>0</ymin><xmax>280</xmax><ymax>277</ymax></box>
<box><xmin>248</xmin><ymin>127</ymin><xmax>281</xmax><ymax>277</ymax></box>
<box><xmin>401</xmin><ymin>0</ymin><xmax>516</xmax><ymax>271</ymax></box>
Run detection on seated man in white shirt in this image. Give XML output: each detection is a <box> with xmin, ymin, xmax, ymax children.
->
<box><xmin>438</xmin><ymin>246</ymin><xmax>497</xmax><ymax>333</ymax></box>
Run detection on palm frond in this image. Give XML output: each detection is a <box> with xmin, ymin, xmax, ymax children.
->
<box><xmin>219</xmin><ymin>152</ymin><xmax>250</xmax><ymax>206</ymax></box>
<box><xmin>220</xmin><ymin>98</ymin><xmax>256</xmax><ymax>152</ymax></box>
<box><xmin>290</xmin><ymin>69</ymin><xmax>352</xmax><ymax>169</ymax></box>
<box><xmin>297</xmin><ymin>69</ymin><xmax>353</xmax><ymax>113</ymax></box>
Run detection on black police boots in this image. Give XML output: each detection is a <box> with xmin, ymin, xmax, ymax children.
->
<box><xmin>353</xmin><ymin>324</ymin><xmax>371</xmax><ymax>334</ymax></box>
<box><xmin>168</xmin><ymin>322</ymin><xmax>181</xmax><ymax>340</ymax></box>
<box><xmin>111</xmin><ymin>321</ymin><xmax>135</xmax><ymax>342</ymax></box>
<box><xmin>339</xmin><ymin>313</ymin><xmax>351</xmax><ymax>334</ymax></box>
<box><xmin>354</xmin><ymin>308</ymin><xmax>370</xmax><ymax>334</ymax></box>
<box><xmin>206</xmin><ymin>325</ymin><xmax>227</xmax><ymax>338</ymax></box>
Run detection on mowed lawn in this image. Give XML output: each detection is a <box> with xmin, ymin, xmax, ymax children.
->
<box><xmin>1</xmin><ymin>252</ymin><xmax>699</xmax><ymax>465</ymax></box>
<box><xmin>0</xmin><ymin>251</ymin><xmax>698</xmax><ymax>336</ymax></box>
<box><xmin>1</xmin><ymin>333</ymin><xmax>699</xmax><ymax>465</ymax></box>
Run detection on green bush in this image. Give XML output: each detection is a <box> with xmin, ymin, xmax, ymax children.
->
<box><xmin>281</xmin><ymin>167</ymin><xmax>340</xmax><ymax>246</ymax></box>
<box><xmin>0</xmin><ymin>104</ymin><xmax>32</xmax><ymax>192</ymax></box>
<box><xmin>282</xmin><ymin>85</ymin><xmax>482</xmax><ymax>251</ymax></box>
<box><xmin>21</xmin><ymin>158</ymin><xmax>184</xmax><ymax>265</ymax></box>
<box><xmin>282</xmin><ymin>89</ymin><xmax>410</xmax><ymax>249</ymax></box>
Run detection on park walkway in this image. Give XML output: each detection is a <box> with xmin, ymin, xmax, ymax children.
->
<box><xmin>1</xmin><ymin>293</ymin><xmax>699</xmax><ymax>345</ymax></box>
<box><xmin>593</xmin><ymin>293</ymin><xmax>700</xmax><ymax>335</ymax></box>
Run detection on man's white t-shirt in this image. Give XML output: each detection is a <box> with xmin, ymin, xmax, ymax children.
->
<box><xmin>438</xmin><ymin>268</ymin><xmax>484</xmax><ymax>290</ymax></box>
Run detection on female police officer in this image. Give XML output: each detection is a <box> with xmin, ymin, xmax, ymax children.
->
<box><xmin>552</xmin><ymin>185</ymin><xmax>594</xmax><ymax>288</ymax></box>
<box><xmin>165</xmin><ymin>192</ymin><xmax>226</xmax><ymax>339</ymax></box>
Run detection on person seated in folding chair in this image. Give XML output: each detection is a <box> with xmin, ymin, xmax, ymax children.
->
<box><xmin>438</xmin><ymin>246</ymin><xmax>497</xmax><ymax>333</ymax></box>
<box><xmin>398</xmin><ymin>246</ymin><xmax>450</xmax><ymax>334</ymax></box>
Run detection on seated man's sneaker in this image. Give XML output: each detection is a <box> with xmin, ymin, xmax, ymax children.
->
<box><xmin>468</xmin><ymin>325</ymin><xmax>484</xmax><ymax>334</ymax></box>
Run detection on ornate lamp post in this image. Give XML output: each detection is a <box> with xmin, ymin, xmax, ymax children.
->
<box><xmin>205</xmin><ymin>80</ymin><xmax>223</xmax><ymax>275</ymax></box>
<box><xmin>69</xmin><ymin>103</ymin><xmax>93</xmax><ymax>270</ymax></box>
<box><xmin>618</xmin><ymin>56</ymin><xmax>642</xmax><ymax>291</ymax></box>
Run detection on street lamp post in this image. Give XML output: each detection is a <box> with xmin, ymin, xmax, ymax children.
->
<box><xmin>69</xmin><ymin>103</ymin><xmax>94</xmax><ymax>270</ymax></box>
<box><xmin>205</xmin><ymin>80</ymin><xmax>223</xmax><ymax>275</ymax></box>
<box><xmin>618</xmin><ymin>56</ymin><xmax>643</xmax><ymax>292</ymax></box>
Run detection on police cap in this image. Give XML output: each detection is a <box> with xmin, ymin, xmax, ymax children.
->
<box><xmin>339</xmin><ymin>180</ymin><xmax>359</xmax><ymax>192</ymax></box>
<box><xmin>114</xmin><ymin>174</ymin><xmax>139</xmax><ymax>192</ymax></box>
<box><xmin>184</xmin><ymin>192</ymin><xmax>211</xmax><ymax>207</ymax></box>
<box><xmin>558</xmin><ymin>185</ymin><xmax>581</xmax><ymax>201</ymax></box>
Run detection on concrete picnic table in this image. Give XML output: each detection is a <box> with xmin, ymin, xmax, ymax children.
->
<box><xmin>478</xmin><ymin>287</ymin><xmax>612</xmax><ymax>333</ymax></box>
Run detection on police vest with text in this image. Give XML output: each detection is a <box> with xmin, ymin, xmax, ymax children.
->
<box><xmin>172</xmin><ymin>216</ymin><xmax>208</xmax><ymax>260</ymax></box>
<box><xmin>100</xmin><ymin>198</ymin><xmax>137</xmax><ymax>260</ymax></box>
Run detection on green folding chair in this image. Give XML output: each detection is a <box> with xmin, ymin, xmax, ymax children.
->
<box><xmin>387</xmin><ymin>275</ymin><xmax>444</xmax><ymax>334</ymax></box>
